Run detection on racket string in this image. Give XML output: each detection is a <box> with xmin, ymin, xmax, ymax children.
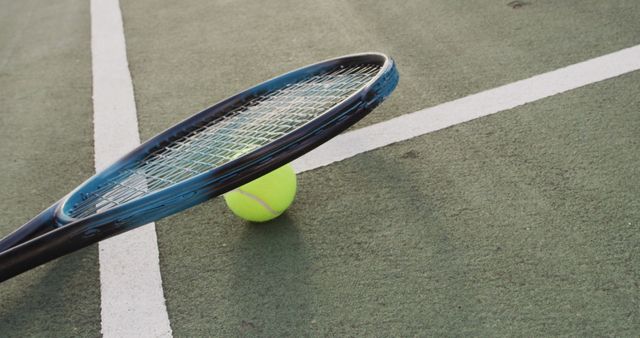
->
<box><xmin>69</xmin><ymin>64</ymin><xmax>380</xmax><ymax>218</ymax></box>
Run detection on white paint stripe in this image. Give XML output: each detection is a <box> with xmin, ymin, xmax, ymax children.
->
<box><xmin>292</xmin><ymin>45</ymin><xmax>640</xmax><ymax>173</ymax></box>
<box><xmin>91</xmin><ymin>0</ymin><xmax>172</xmax><ymax>336</ymax></box>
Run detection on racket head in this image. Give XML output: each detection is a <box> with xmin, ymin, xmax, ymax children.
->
<box><xmin>56</xmin><ymin>52</ymin><xmax>399</xmax><ymax>228</ymax></box>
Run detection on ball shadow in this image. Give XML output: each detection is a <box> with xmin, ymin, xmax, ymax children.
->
<box><xmin>228</xmin><ymin>214</ymin><xmax>313</xmax><ymax>335</ymax></box>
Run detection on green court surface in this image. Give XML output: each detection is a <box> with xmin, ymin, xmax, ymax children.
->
<box><xmin>121</xmin><ymin>0</ymin><xmax>640</xmax><ymax>130</ymax></box>
<box><xmin>1</xmin><ymin>0</ymin><xmax>639</xmax><ymax>336</ymax></box>
<box><xmin>0</xmin><ymin>0</ymin><xmax>101</xmax><ymax>336</ymax></box>
<box><xmin>151</xmin><ymin>69</ymin><xmax>640</xmax><ymax>336</ymax></box>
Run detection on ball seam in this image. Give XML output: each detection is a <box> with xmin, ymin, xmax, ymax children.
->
<box><xmin>233</xmin><ymin>188</ymin><xmax>280</xmax><ymax>216</ymax></box>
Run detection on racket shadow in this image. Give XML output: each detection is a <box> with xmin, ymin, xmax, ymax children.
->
<box><xmin>227</xmin><ymin>214</ymin><xmax>313</xmax><ymax>335</ymax></box>
<box><xmin>0</xmin><ymin>247</ymin><xmax>100</xmax><ymax>334</ymax></box>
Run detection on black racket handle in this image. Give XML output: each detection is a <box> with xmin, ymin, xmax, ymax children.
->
<box><xmin>0</xmin><ymin>216</ymin><xmax>122</xmax><ymax>282</ymax></box>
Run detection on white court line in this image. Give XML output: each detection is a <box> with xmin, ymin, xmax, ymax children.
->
<box><xmin>90</xmin><ymin>2</ymin><xmax>639</xmax><ymax>330</ymax></box>
<box><xmin>293</xmin><ymin>44</ymin><xmax>640</xmax><ymax>173</ymax></box>
<box><xmin>91</xmin><ymin>0</ymin><xmax>172</xmax><ymax>337</ymax></box>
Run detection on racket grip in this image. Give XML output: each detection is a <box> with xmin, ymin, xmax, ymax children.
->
<box><xmin>0</xmin><ymin>204</ymin><xmax>59</xmax><ymax>253</ymax></box>
<box><xmin>0</xmin><ymin>217</ymin><xmax>116</xmax><ymax>282</ymax></box>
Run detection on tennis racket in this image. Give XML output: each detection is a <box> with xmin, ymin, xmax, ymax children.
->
<box><xmin>0</xmin><ymin>52</ymin><xmax>398</xmax><ymax>282</ymax></box>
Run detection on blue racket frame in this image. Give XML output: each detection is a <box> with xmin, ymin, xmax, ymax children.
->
<box><xmin>0</xmin><ymin>52</ymin><xmax>399</xmax><ymax>281</ymax></box>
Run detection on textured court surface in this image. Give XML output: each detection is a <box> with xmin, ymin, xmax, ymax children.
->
<box><xmin>0</xmin><ymin>0</ymin><xmax>101</xmax><ymax>336</ymax></box>
<box><xmin>1</xmin><ymin>0</ymin><xmax>639</xmax><ymax>336</ymax></box>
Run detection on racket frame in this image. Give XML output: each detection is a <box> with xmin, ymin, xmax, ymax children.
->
<box><xmin>0</xmin><ymin>52</ymin><xmax>398</xmax><ymax>281</ymax></box>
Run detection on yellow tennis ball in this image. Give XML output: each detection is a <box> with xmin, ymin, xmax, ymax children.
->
<box><xmin>223</xmin><ymin>164</ymin><xmax>297</xmax><ymax>222</ymax></box>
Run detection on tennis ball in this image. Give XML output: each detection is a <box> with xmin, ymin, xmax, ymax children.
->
<box><xmin>223</xmin><ymin>164</ymin><xmax>296</xmax><ymax>222</ymax></box>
